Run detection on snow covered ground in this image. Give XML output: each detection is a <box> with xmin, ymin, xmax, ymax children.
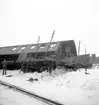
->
<box><xmin>0</xmin><ymin>85</ymin><xmax>47</xmax><ymax>105</ymax></box>
<box><xmin>0</xmin><ymin>65</ymin><xmax>99</xmax><ymax>105</ymax></box>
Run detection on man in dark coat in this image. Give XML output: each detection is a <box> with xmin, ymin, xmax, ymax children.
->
<box><xmin>2</xmin><ymin>59</ymin><xmax>7</xmax><ymax>75</ymax></box>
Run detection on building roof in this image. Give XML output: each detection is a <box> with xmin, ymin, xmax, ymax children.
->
<box><xmin>0</xmin><ymin>41</ymin><xmax>60</xmax><ymax>55</ymax></box>
<box><xmin>0</xmin><ymin>40</ymin><xmax>77</xmax><ymax>56</ymax></box>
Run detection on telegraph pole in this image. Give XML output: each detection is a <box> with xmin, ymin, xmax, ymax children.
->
<box><xmin>85</xmin><ymin>44</ymin><xmax>86</xmax><ymax>54</ymax></box>
<box><xmin>78</xmin><ymin>41</ymin><xmax>81</xmax><ymax>55</ymax></box>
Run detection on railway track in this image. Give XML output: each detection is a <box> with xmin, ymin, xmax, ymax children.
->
<box><xmin>0</xmin><ymin>80</ymin><xmax>63</xmax><ymax>105</ymax></box>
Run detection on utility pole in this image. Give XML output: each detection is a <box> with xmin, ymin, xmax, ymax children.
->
<box><xmin>78</xmin><ymin>41</ymin><xmax>81</xmax><ymax>55</ymax></box>
<box><xmin>85</xmin><ymin>44</ymin><xmax>86</xmax><ymax>54</ymax></box>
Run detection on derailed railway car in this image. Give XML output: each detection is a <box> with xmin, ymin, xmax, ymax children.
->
<box><xmin>0</xmin><ymin>40</ymin><xmax>92</xmax><ymax>72</ymax></box>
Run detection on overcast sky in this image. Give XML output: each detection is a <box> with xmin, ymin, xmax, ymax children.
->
<box><xmin>0</xmin><ymin>0</ymin><xmax>99</xmax><ymax>56</ymax></box>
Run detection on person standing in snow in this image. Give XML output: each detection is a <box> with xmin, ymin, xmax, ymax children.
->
<box><xmin>2</xmin><ymin>59</ymin><xmax>7</xmax><ymax>75</ymax></box>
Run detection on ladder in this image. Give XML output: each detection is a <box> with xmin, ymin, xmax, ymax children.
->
<box><xmin>17</xmin><ymin>52</ymin><xmax>28</xmax><ymax>62</ymax></box>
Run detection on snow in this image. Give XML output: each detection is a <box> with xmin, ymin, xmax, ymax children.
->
<box><xmin>0</xmin><ymin>85</ymin><xmax>47</xmax><ymax>105</ymax></box>
<box><xmin>0</xmin><ymin>65</ymin><xmax>99</xmax><ymax>105</ymax></box>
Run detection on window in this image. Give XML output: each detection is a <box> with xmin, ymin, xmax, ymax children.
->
<box><xmin>50</xmin><ymin>44</ymin><xmax>56</xmax><ymax>48</ymax></box>
<box><xmin>18</xmin><ymin>46</ymin><xmax>26</xmax><ymax>52</ymax></box>
<box><xmin>40</xmin><ymin>44</ymin><xmax>46</xmax><ymax>48</ymax></box>
<box><xmin>12</xmin><ymin>47</ymin><xmax>17</xmax><ymax>51</ymax></box>
<box><xmin>30</xmin><ymin>46</ymin><xmax>35</xmax><ymax>49</ymax></box>
<box><xmin>20</xmin><ymin>47</ymin><xmax>26</xmax><ymax>50</ymax></box>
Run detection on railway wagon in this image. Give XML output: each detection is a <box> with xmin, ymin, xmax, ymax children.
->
<box><xmin>60</xmin><ymin>54</ymin><xmax>92</xmax><ymax>70</ymax></box>
<box><xmin>0</xmin><ymin>40</ymin><xmax>77</xmax><ymax>71</ymax></box>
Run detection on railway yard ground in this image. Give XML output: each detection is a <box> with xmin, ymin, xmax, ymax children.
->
<box><xmin>0</xmin><ymin>84</ymin><xmax>47</xmax><ymax>105</ymax></box>
<box><xmin>0</xmin><ymin>65</ymin><xmax>99</xmax><ymax>105</ymax></box>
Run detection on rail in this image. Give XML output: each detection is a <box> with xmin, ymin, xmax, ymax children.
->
<box><xmin>0</xmin><ymin>80</ymin><xmax>63</xmax><ymax>105</ymax></box>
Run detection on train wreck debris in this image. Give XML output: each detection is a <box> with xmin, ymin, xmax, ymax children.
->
<box><xmin>0</xmin><ymin>39</ymin><xmax>92</xmax><ymax>72</ymax></box>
